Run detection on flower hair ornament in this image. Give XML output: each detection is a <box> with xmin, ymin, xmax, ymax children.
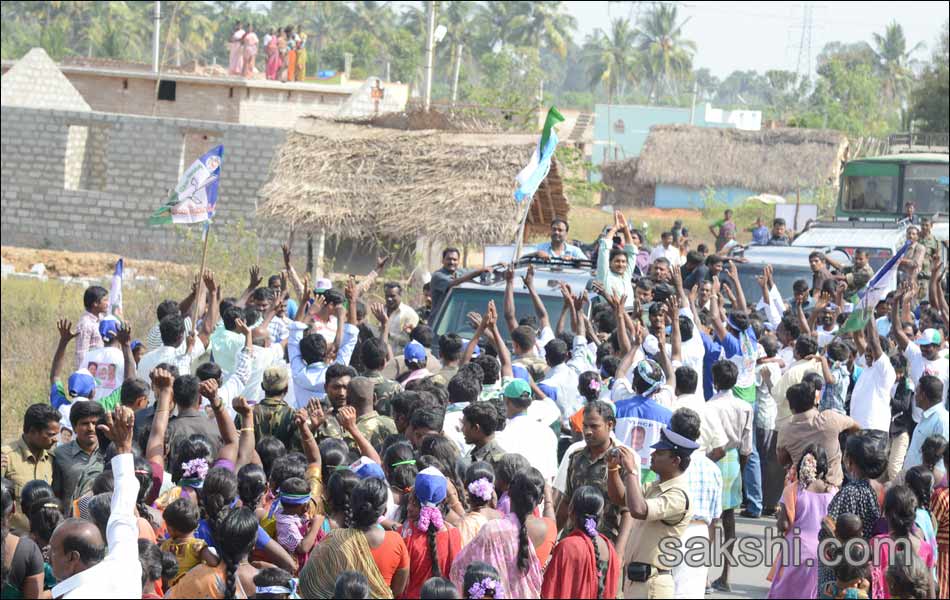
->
<box><xmin>588</xmin><ymin>379</ymin><xmax>602</xmax><ymax>392</ymax></box>
<box><xmin>467</xmin><ymin>477</ymin><xmax>494</xmax><ymax>502</ymax></box>
<box><xmin>584</xmin><ymin>516</ymin><xmax>599</xmax><ymax>538</ymax></box>
<box><xmin>468</xmin><ymin>577</ymin><xmax>503</xmax><ymax>599</ymax></box>
<box><xmin>798</xmin><ymin>453</ymin><xmax>818</xmax><ymax>489</ymax></box>
<box><xmin>417</xmin><ymin>503</ymin><xmax>444</xmax><ymax>532</ymax></box>
<box><xmin>179</xmin><ymin>458</ymin><xmax>209</xmax><ymax>489</ymax></box>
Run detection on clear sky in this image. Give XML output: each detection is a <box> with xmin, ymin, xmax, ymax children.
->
<box><xmin>564</xmin><ymin>1</ymin><xmax>949</xmax><ymax>78</ymax></box>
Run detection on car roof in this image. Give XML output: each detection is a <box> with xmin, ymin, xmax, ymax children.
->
<box><xmin>792</xmin><ymin>226</ymin><xmax>908</xmax><ymax>250</ymax></box>
<box><xmin>453</xmin><ymin>264</ymin><xmax>593</xmax><ymax>296</ymax></box>
<box><xmin>735</xmin><ymin>245</ymin><xmax>852</xmax><ymax>268</ymax></box>
<box><xmin>849</xmin><ymin>153</ymin><xmax>949</xmax><ymax>165</ymax></box>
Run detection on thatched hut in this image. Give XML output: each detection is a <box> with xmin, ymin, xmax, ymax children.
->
<box><xmin>630</xmin><ymin>124</ymin><xmax>849</xmax><ymax>208</ymax></box>
<box><xmin>600</xmin><ymin>158</ymin><xmax>655</xmax><ymax>208</ymax></box>
<box><xmin>257</xmin><ymin>118</ymin><xmax>568</xmax><ymax>269</ymax></box>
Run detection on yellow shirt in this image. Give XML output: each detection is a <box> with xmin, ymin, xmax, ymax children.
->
<box><xmin>161</xmin><ymin>536</ymin><xmax>208</xmax><ymax>586</ymax></box>
<box><xmin>624</xmin><ymin>472</ymin><xmax>693</xmax><ymax>570</ymax></box>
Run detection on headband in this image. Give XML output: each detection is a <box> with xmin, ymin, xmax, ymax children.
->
<box><xmin>279</xmin><ymin>492</ymin><xmax>312</xmax><ymax>506</ymax></box>
<box><xmin>636</xmin><ymin>360</ymin><xmax>665</xmax><ymax>396</ymax></box>
<box><xmin>391</xmin><ymin>459</ymin><xmax>417</xmax><ymax>467</ymax></box>
<box><xmin>255</xmin><ymin>578</ymin><xmax>299</xmax><ymax>597</ymax></box>
<box><xmin>725</xmin><ymin>315</ymin><xmax>743</xmax><ymax>332</ymax></box>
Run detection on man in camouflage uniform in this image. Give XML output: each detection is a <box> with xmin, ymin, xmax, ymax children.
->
<box><xmin>511</xmin><ymin>325</ymin><xmax>548</xmax><ymax>382</ymax></box>
<box><xmin>558</xmin><ymin>401</ymin><xmax>632</xmax><ymax>551</ymax></box>
<box><xmin>239</xmin><ymin>366</ymin><xmax>301</xmax><ymax>451</ymax></box>
<box><xmin>358</xmin><ymin>337</ymin><xmax>401</xmax><ymax>417</ymax></box>
<box><xmin>345</xmin><ymin>377</ymin><xmax>397</xmax><ymax>453</ymax></box>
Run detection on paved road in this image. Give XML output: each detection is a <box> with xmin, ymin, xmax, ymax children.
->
<box><xmin>706</xmin><ymin>515</ymin><xmax>775</xmax><ymax>599</ymax></box>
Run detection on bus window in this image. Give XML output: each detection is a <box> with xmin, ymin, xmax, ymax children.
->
<box><xmin>902</xmin><ymin>164</ymin><xmax>949</xmax><ymax>214</ymax></box>
<box><xmin>843</xmin><ymin>175</ymin><xmax>899</xmax><ymax>211</ymax></box>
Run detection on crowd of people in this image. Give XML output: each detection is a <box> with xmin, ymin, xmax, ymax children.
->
<box><xmin>1</xmin><ymin>212</ymin><xmax>948</xmax><ymax>600</ymax></box>
<box><xmin>228</xmin><ymin>22</ymin><xmax>308</xmax><ymax>83</ymax></box>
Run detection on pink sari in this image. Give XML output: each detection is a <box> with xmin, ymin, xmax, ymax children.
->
<box><xmin>228</xmin><ymin>29</ymin><xmax>245</xmax><ymax>75</ymax></box>
<box><xmin>448</xmin><ymin>514</ymin><xmax>542</xmax><ymax>599</ymax></box>
<box><xmin>265</xmin><ymin>36</ymin><xmax>280</xmax><ymax>80</ymax></box>
<box><xmin>242</xmin><ymin>32</ymin><xmax>258</xmax><ymax>77</ymax></box>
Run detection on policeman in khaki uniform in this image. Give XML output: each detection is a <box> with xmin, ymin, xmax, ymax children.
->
<box><xmin>607</xmin><ymin>427</ymin><xmax>697</xmax><ymax>599</ymax></box>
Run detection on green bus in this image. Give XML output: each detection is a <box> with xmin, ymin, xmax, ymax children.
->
<box><xmin>837</xmin><ymin>152</ymin><xmax>949</xmax><ymax>220</ymax></box>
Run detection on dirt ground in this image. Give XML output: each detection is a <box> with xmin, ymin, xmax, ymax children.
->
<box><xmin>1</xmin><ymin>246</ymin><xmax>192</xmax><ymax>279</ymax></box>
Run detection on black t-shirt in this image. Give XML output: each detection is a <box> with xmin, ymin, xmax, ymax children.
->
<box><xmin>3</xmin><ymin>534</ymin><xmax>44</xmax><ymax>593</ymax></box>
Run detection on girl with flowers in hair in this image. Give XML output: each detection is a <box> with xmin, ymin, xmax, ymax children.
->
<box><xmin>400</xmin><ymin>467</ymin><xmax>462</xmax><ymax>599</ymax></box>
<box><xmin>542</xmin><ymin>485</ymin><xmax>619</xmax><ymax>599</ymax></box>
<box><xmin>768</xmin><ymin>444</ymin><xmax>837</xmax><ymax>599</ymax></box>
<box><xmin>463</xmin><ymin>562</ymin><xmax>503</xmax><ymax>599</ymax></box>
<box><xmin>458</xmin><ymin>462</ymin><xmax>503</xmax><ymax>546</ymax></box>
<box><xmin>450</xmin><ymin>468</ymin><xmax>546</xmax><ymax>599</ymax></box>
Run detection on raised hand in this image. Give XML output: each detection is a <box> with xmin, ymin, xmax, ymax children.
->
<box><xmin>558</xmin><ymin>281</ymin><xmax>573</xmax><ymax>305</ymax></box>
<box><xmin>337</xmin><ymin>405</ymin><xmax>357</xmax><ymax>431</ymax></box>
<box><xmin>371</xmin><ymin>302</ymin><xmax>389</xmax><ymax>326</ymax></box>
<box><xmin>232</xmin><ymin>396</ymin><xmax>252</xmax><ymax>419</ymax></box>
<box><xmin>202</xmin><ymin>270</ymin><xmax>218</xmax><ymax>293</ymax></box>
<box><xmin>198</xmin><ymin>378</ymin><xmax>219</xmax><ymax>401</ymax></box>
<box><xmin>248</xmin><ymin>265</ymin><xmax>263</xmax><ymax>290</ymax></box>
<box><xmin>504</xmin><ymin>265</ymin><xmax>515</xmax><ymax>283</ymax></box>
<box><xmin>307</xmin><ymin>398</ymin><xmax>326</xmax><ymax>430</ymax></box>
<box><xmin>57</xmin><ymin>319</ymin><xmax>78</xmax><ymax>343</ymax></box>
<box><xmin>344</xmin><ymin>276</ymin><xmax>358</xmax><ymax>301</ymax></box>
<box><xmin>665</xmin><ymin>294</ymin><xmax>680</xmax><ymax>316</ymax></box>
<box><xmin>466</xmin><ymin>311</ymin><xmax>483</xmax><ymax>330</ymax></box>
<box><xmin>293</xmin><ymin>408</ymin><xmax>309</xmax><ymax>429</ymax></box>
<box><xmin>573</xmin><ymin>290</ymin><xmax>589</xmax><ymax>311</ymax></box>
<box><xmin>150</xmin><ymin>367</ymin><xmax>174</xmax><ymax>390</ymax></box>
<box><xmin>522</xmin><ymin>264</ymin><xmax>535</xmax><ymax>288</ymax></box>
<box><xmin>376</xmin><ymin>254</ymin><xmax>390</xmax><ymax>272</ymax></box>
<box><xmin>97</xmin><ymin>406</ymin><xmax>135</xmax><ymax>453</ymax></box>
<box><xmin>281</xmin><ymin>243</ymin><xmax>292</xmax><ymax>268</ymax></box>
<box><xmin>116</xmin><ymin>323</ymin><xmax>132</xmax><ymax>346</ymax></box>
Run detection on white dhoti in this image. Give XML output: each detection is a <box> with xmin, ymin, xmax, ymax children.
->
<box><xmin>673</xmin><ymin>521</ymin><xmax>711</xmax><ymax>599</ymax></box>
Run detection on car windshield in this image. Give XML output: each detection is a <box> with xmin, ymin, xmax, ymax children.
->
<box><xmin>733</xmin><ymin>263</ymin><xmax>814</xmax><ymax>305</ymax></box>
<box><xmin>432</xmin><ymin>288</ymin><xmax>568</xmax><ymax>344</ymax></box>
<box><xmin>903</xmin><ymin>163</ymin><xmax>950</xmax><ymax>214</ymax></box>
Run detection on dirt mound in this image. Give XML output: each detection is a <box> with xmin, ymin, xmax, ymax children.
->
<box><xmin>1</xmin><ymin>246</ymin><xmax>191</xmax><ymax>279</ymax></box>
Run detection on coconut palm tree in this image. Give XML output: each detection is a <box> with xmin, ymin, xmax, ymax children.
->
<box><xmin>513</xmin><ymin>1</ymin><xmax>577</xmax><ymax>59</ymax></box>
<box><xmin>582</xmin><ymin>17</ymin><xmax>639</xmax><ymax>100</ymax></box>
<box><xmin>87</xmin><ymin>1</ymin><xmax>149</xmax><ymax>61</ymax></box>
<box><xmin>439</xmin><ymin>1</ymin><xmax>477</xmax><ymax>104</ymax></box>
<box><xmin>636</xmin><ymin>2</ymin><xmax>696</xmax><ymax>103</ymax></box>
<box><xmin>871</xmin><ymin>21</ymin><xmax>925</xmax><ymax>107</ymax></box>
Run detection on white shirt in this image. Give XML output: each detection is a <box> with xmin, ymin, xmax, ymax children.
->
<box><xmin>137</xmin><ymin>339</ymin><xmax>206</xmax><ymax>393</ymax></box>
<box><xmin>903</xmin><ymin>403</ymin><xmax>949</xmax><ymax>474</ymax></box>
<box><xmin>288</xmin><ymin>321</ymin><xmax>359</xmax><ymax>409</ymax></box>
<box><xmin>540</xmin><ymin>362</ymin><xmax>582</xmax><ymax>428</ymax></box>
<box><xmin>241</xmin><ymin>344</ymin><xmax>287</xmax><ymax>404</ymax></box>
<box><xmin>672</xmin><ymin>392</ymin><xmax>728</xmax><ymax>453</ymax></box>
<box><xmin>495</xmin><ymin>413</ymin><xmax>559</xmax><ymax>483</ymax></box>
<box><xmin>442</xmin><ymin>403</ymin><xmax>471</xmax><ymax>455</ymax></box>
<box><xmin>145</xmin><ymin>317</ymin><xmax>192</xmax><ymax>353</ymax></box>
<box><xmin>527</xmin><ymin>398</ymin><xmax>563</xmax><ymax>429</ymax></box>
<box><xmin>387</xmin><ymin>303</ymin><xmax>420</xmax><ymax>339</ymax></box>
<box><xmin>82</xmin><ymin>346</ymin><xmax>124</xmax><ymax>402</ymax></box>
<box><xmin>51</xmin><ymin>453</ymin><xmax>141</xmax><ymax>599</ymax></box>
<box><xmin>705</xmin><ymin>389</ymin><xmax>753</xmax><ymax>456</ymax></box>
<box><xmin>199</xmin><ymin>347</ymin><xmax>253</xmax><ymax>417</ymax></box>
<box><xmin>534</xmin><ymin>325</ymin><xmax>556</xmax><ymax>358</ymax></box>
<box><xmin>850</xmin><ymin>354</ymin><xmax>896</xmax><ymax>433</ymax></box>
<box><xmin>650</xmin><ymin>243</ymin><xmax>682</xmax><ymax>266</ymax></box>
<box><xmin>904</xmin><ymin>343</ymin><xmax>950</xmax><ymax>421</ymax></box>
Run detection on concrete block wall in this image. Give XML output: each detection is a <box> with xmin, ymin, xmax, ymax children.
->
<box><xmin>1</xmin><ymin>106</ymin><xmax>288</xmax><ymax>261</ymax></box>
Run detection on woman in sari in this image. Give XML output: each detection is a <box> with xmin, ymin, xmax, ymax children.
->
<box><xmin>400</xmin><ymin>467</ymin><xmax>462</xmax><ymax>599</ymax></box>
<box><xmin>295</xmin><ymin>32</ymin><xmax>307</xmax><ymax>81</ymax></box>
<box><xmin>276</xmin><ymin>31</ymin><xmax>288</xmax><ymax>82</ymax></box>
<box><xmin>241</xmin><ymin>24</ymin><xmax>258</xmax><ymax>78</ymax></box>
<box><xmin>449</xmin><ymin>467</ymin><xmax>545</xmax><ymax>599</ymax></box>
<box><xmin>298</xmin><ymin>477</ymin><xmax>408</xmax><ymax>598</ymax></box>
<box><xmin>228</xmin><ymin>22</ymin><xmax>245</xmax><ymax>76</ymax></box>
<box><xmin>869</xmin><ymin>485</ymin><xmax>936</xmax><ymax>598</ymax></box>
<box><xmin>264</xmin><ymin>30</ymin><xmax>280</xmax><ymax>80</ymax></box>
<box><xmin>284</xmin><ymin>26</ymin><xmax>297</xmax><ymax>83</ymax></box>
<box><xmin>457</xmin><ymin>462</ymin><xmax>503</xmax><ymax>546</ymax></box>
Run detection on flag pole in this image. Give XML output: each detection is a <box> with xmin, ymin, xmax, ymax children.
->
<box><xmin>512</xmin><ymin>197</ymin><xmax>534</xmax><ymax>263</ymax></box>
<box><xmin>191</xmin><ymin>223</ymin><xmax>212</xmax><ymax>335</ymax></box>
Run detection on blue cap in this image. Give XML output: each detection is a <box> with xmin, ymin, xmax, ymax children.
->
<box><xmin>414</xmin><ymin>467</ymin><xmax>447</xmax><ymax>505</ymax></box>
<box><xmin>67</xmin><ymin>370</ymin><xmax>96</xmax><ymax>398</ymax></box>
<box><xmin>350</xmin><ymin>457</ymin><xmax>386</xmax><ymax>481</ymax></box>
<box><xmin>459</xmin><ymin>337</ymin><xmax>481</xmax><ymax>357</ymax></box>
<box><xmin>130</xmin><ymin>340</ymin><xmax>143</xmax><ymax>351</ymax></box>
<box><xmin>651</xmin><ymin>427</ymin><xmax>700</xmax><ymax>453</ymax></box>
<box><xmin>98</xmin><ymin>316</ymin><xmax>120</xmax><ymax>343</ymax></box>
<box><xmin>286</xmin><ymin>298</ymin><xmax>299</xmax><ymax>320</ymax></box>
<box><xmin>404</xmin><ymin>340</ymin><xmax>427</xmax><ymax>363</ymax></box>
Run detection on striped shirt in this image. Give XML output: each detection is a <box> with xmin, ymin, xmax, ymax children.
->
<box><xmin>683</xmin><ymin>454</ymin><xmax>723</xmax><ymax>524</ymax></box>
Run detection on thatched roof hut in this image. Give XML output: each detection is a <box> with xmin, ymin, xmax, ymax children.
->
<box><xmin>257</xmin><ymin>119</ymin><xmax>568</xmax><ymax>246</ymax></box>
<box><xmin>634</xmin><ymin>124</ymin><xmax>849</xmax><ymax>193</ymax></box>
<box><xmin>600</xmin><ymin>158</ymin><xmax>655</xmax><ymax>208</ymax></box>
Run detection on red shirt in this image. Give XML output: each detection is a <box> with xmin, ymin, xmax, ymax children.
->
<box><xmin>399</xmin><ymin>526</ymin><xmax>461</xmax><ymax>599</ymax></box>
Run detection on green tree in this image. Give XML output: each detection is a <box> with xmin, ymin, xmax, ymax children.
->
<box><xmin>871</xmin><ymin>21</ymin><xmax>925</xmax><ymax>109</ymax></box>
<box><xmin>581</xmin><ymin>18</ymin><xmax>639</xmax><ymax>100</ymax></box>
<box><xmin>87</xmin><ymin>2</ymin><xmax>149</xmax><ymax>62</ymax></box>
<box><xmin>636</xmin><ymin>2</ymin><xmax>696</xmax><ymax>102</ymax></box>
<box><xmin>911</xmin><ymin>20</ymin><xmax>949</xmax><ymax>132</ymax></box>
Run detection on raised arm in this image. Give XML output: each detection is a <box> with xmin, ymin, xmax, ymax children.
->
<box><xmin>115</xmin><ymin>323</ymin><xmax>136</xmax><ymax>382</ymax></box>
<box><xmin>176</xmin><ymin>277</ymin><xmax>199</xmax><ymax>323</ymax></box>
<box><xmin>232</xmin><ymin>397</ymin><xmax>258</xmax><ymax>470</ymax></box>
<box><xmin>461</xmin><ymin>303</ymin><xmax>491</xmax><ymax>365</ymax></box>
<box><xmin>667</xmin><ymin>296</ymin><xmax>682</xmax><ymax>367</ymax></box>
<box><xmin>654</xmin><ymin>321</ymin><xmax>675</xmax><ymax>391</ymax></box>
<box><xmin>146</xmin><ymin>368</ymin><xmax>175</xmax><ymax>469</ymax></box>
<box><xmin>199</xmin><ymin>271</ymin><xmax>219</xmax><ymax>347</ymax></box>
<box><xmin>611</xmin><ymin>294</ymin><xmax>632</xmax><ymax>356</ymax></box>
<box><xmin>336</xmin><ymin>406</ymin><xmax>382</xmax><ymax>464</ymax></box>
<box><xmin>199</xmin><ymin>379</ymin><xmax>239</xmax><ymax>465</ymax></box>
<box><xmin>446</xmin><ymin>265</ymin><xmax>491</xmax><ymax>291</ymax></box>
<box><xmin>486</xmin><ymin>302</ymin><xmax>513</xmax><ymax>378</ymax></box>
<box><xmin>616</xmin><ymin>211</ymin><xmax>634</xmax><ymax>248</ymax></box>
<box><xmin>503</xmin><ymin>265</ymin><xmax>518</xmax><ymax>333</ymax></box>
<box><xmin>865</xmin><ymin>317</ymin><xmax>884</xmax><ymax>362</ymax></box>
<box><xmin>725</xmin><ymin>261</ymin><xmax>748</xmax><ymax>315</ymax></box>
<box><xmin>236</xmin><ymin>265</ymin><xmax>264</xmax><ymax>308</ymax></box>
<box><xmin>281</xmin><ymin>242</ymin><xmax>306</xmax><ymax>300</ymax></box>
<box><xmin>298</xmin><ymin>401</ymin><xmax>323</xmax><ymax>471</ymax></box>
<box><xmin>355</xmin><ymin>254</ymin><xmax>389</xmax><ymax>296</ymax></box>
<box><xmin>522</xmin><ymin>265</ymin><xmax>551</xmax><ymax>331</ymax></box>
<box><xmin>370</xmin><ymin>303</ymin><xmax>395</xmax><ymax>364</ymax></box>
<box><xmin>708</xmin><ymin>278</ymin><xmax>729</xmax><ymax>341</ymax></box>
<box><xmin>559</xmin><ymin>283</ymin><xmax>579</xmax><ymax>336</ymax></box>
<box><xmin>808</xmin><ymin>291</ymin><xmax>831</xmax><ymax>333</ymax></box>
<box><xmin>796</xmin><ymin>298</ymin><xmax>813</xmax><ymax>337</ymax></box>
<box><xmin>890</xmin><ymin>288</ymin><xmax>911</xmax><ymax>352</ymax></box>
<box><xmin>51</xmin><ymin>319</ymin><xmax>78</xmax><ymax>386</ymax></box>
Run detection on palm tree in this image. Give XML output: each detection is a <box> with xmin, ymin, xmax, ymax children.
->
<box><xmin>472</xmin><ymin>1</ymin><xmax>531</xmax><ymax>56</ymax></box>
<box><xmin>871</xmin><ymin>21</ymin><xmax>925</xmax><ymax>107</ymax></box>
<box><xmin>513</xmin><ymin>1</ymin><xmax>577</xmax><ymax>59</ymax></box>
<box><xmin>582</xmin><ymin>17</ymin><xmax>639</xmax><ymax>100</ymax></box>
<box><xmin>162</xmin><ymin>1</ymin><xmax>219</xmax><ymax>66</ymax></box>
<box><xmin>636</xmin><ymin>2</ymin><xmax>696</xmax><ymax>103</ymax></box>
<box><xmin>440</xmin><ymin>1</ymin><xmax>476</xmax><ymax>104</ymax></box>
<box><xmin>87</xmin><ymin>1</ymin><xmax>149</xmax><ymax>61</ymax></box>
